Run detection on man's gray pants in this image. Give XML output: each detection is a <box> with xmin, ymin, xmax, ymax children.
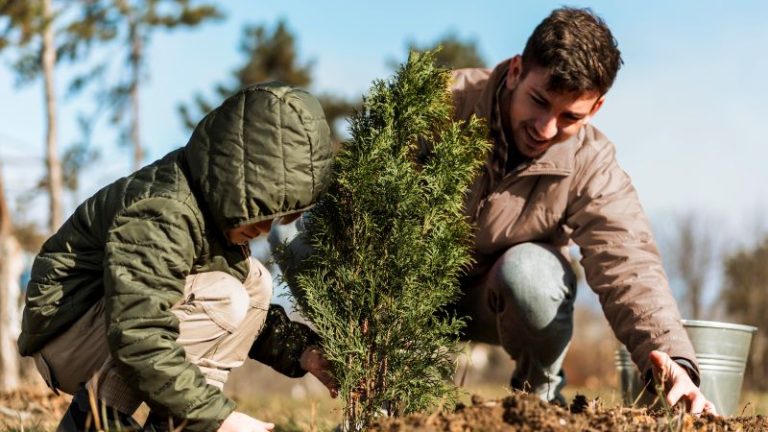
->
<box><xmin>457</xmin><ymin>242</ymin><xmax>577</xmax><ymax>402</ymax></box>
<box><xmin>271</xmin><ymin>221</ymin><xmax>577</xmax><ymax>403</ymax></box>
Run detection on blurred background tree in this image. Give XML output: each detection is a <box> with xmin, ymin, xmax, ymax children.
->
<box><xmin>0</xmin><ymin>167</ymin><xmax>22</xmax><ymax>389</ymax></box>
<box><xmin>723</xmin><ymin>236</ymin><xmax>768</xmax><ymax>391</ymax></box>
<box><xmin>178</xmin><ymin>19</ymin><xmax>357</xmax><ymax>143</ymax></box>
<box><xmin>0</xmin><ymin>2</ymin><xmax>117</xmax><ymax>388</ymax></box>
<box><xmin>0</xmin><ymin>0</ymin><xmax>115</xmax><ymax>233</ymax></box>
<box><xmin>73</xmin><ymin>0</ymin><xmax>223</xmax><ymax>172</ymax></box>
<box><xmin>664</xmin><ymin>213</ymin><xmax>718</xmax><ymax>320</ymax></box>
<box><xmin>404</xmin><ymin>31</ymin><xmax>486</xmax><ymax>69</ymax></box>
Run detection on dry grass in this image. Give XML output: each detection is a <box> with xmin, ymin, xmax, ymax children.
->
<box><xmin>232</xmin><ymin>395</ymin><xmax>342</xmax><ymax>432</ymax></box>
<box><xmin>738</xmin><ymin>390</ymin><xmax>768</xmax><ymax>416</ymax></box>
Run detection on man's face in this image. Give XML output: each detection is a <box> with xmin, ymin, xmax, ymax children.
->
<box><xmin>505</xmin><ymin>55</ymin><xmax>605</xmax><ymax>158</ymax></box>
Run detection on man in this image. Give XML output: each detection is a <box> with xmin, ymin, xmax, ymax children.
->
<box><xmin>451</xmin><ymin>7</ymin><xmax>714</xmax><ymax>413</ymax></box>
<box><xmin>18</xmin><ymin>82</ymin><xmax>337</xmax><ymax>432</ymax></box>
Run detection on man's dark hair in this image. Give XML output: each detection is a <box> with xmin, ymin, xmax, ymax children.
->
<box><xmin>522</xmin><ymin>7</ymin><xmax>622</xmax><ymax>95</ymax></box>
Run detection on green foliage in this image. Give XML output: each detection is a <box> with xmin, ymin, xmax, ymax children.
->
<box><xmin>277</xmin><ymin>50</ymin><xmax>490</xmax><ymax>430</ymax></box>
<box><xmin>0</xmin><ymin>1</ymin><xmax>116</xmax><ymax>85</ymax></box>
<box><xmin>398</xmin><ymin>32</ymin><xmax>487</xmax><ymax>70</ymax></box>
<box><xmin>178</xmin><ymin>19</ymin><xmax>357</xmax><ymax>143</ymax></box>
<box><xmin>0</xmin><ymin>0</ymin><xmax>45</xmax><ymax>83</ymax></box>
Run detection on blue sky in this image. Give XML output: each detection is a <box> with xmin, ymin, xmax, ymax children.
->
<box><xmin>1</xmin><ymin>0</ymin><xmax>767</xmax><ymax>240</ymax></box>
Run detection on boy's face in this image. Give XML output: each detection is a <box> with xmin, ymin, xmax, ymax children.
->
<box><xmin>226</xmin><ymin>212</ymin><xmax>303</xmax><ymax>245</ymax></box>
<box><xmin>505</xmin><ymin>55</ymin><xmax>605</xmax><ymax>158</ymax></box>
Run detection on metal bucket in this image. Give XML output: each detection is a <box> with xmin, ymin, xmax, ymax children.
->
<box><xmin>616</xmin><ymin>319</ymin><xmax>757</xmax><ymax>415</ymax></box>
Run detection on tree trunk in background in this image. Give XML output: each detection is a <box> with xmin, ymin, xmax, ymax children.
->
<box><xmin>0</xmin><ymin>169</ymin><xmax>23</xmax><ymax>389</ymax></box>
<box><xmin>130</xmin><ymin>19</ymin><xmax>142</xmax><ymax>172</ymax></box>
<box><xmin>42</xmin><ymin>0</ymin><xmax>63</xmax><ymax>232</ymax></box>
<box><xmin>670</xmin><ymin>214</ymin><xmax>713</xmax><ymax>320</ymax></box>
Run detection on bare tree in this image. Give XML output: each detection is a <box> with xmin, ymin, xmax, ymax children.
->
<box><xmin>0</xmin><ymin>0</ymin><xmax>63</xmax><ymax>232</ymax></box>
<box><xmin>96</xmin><ymin>0</ymin><xmax>222</xmax><ymax>171</ymax></box>
<box><xmin>1</xmin><ymin>1</ymin><xmax>115</xmax><ymax>232</ymax></box>
<box><xmin>0</xmin><ymin>167</ymin><xmax>23</xmax><ymax>389</ymax></box>
<box><xmin>661</xmin><ymin>212</ymin><xmax>717</xmax><ymax>320</ymax></box>
<box><xmin>41</xmin><ymin>0</ymin><xmax>63</xmax><ymax>232</ymax></box>
<box><xmin>671</xmin><ymin>213</ymin><xmax>717</xmax><ymax>319</ymax></box>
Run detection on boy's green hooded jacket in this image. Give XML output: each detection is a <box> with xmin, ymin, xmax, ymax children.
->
<box><xmin>18</xmin><ymin>83</ymin><xmax>333</xmax><ymax>431</ymax></box>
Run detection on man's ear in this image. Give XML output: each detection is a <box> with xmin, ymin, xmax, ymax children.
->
<box><xmin>584</xmin><ymin>95</ymin><xmax>606</xmax><ymax>123</ymax></box>
<box><xmin>506</xmin><ymin>55</ymin><xmax>523</xmax><ymax>90</ymax></box>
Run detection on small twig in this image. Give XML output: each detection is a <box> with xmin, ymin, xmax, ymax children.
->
<box><xmin>171</xmin><ymin>418</ymin><xmax>188</xmax><ymax>432</ymax></box>
<box><xmin>0</xmin><ymin>406</ymin><xmax>33</xmax><ymax>421</ymax></box>
<box><xmin>309</xmin><ymin>401</ymin><xmax>317</xmax><ymax>432</ymax></box>
<box><xmin>87</xmin><ymin>373</ymin><xmax>103</xmax><ymax>432</ymax></box>
<box><xmin>457</xmin><ymin>344</ymin><xmax>470</xmax><ymax>388</ymax></box>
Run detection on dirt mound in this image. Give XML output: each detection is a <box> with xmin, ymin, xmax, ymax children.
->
<box><xmin>368</xmin><ymin>392</ymin><xmax>767</xmax><ymax>431</ymax></box>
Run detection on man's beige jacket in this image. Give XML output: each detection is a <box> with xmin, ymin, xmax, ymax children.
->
<box><xmin>452</xmin><ymin>59</ymin><xmax>697</xmax><ymax>377</ymax></box>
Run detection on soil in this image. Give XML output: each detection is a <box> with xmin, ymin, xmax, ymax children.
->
<box><xmin>368</xmin><ymin>393</ymin><xmax>768</xmax><ymax>431</ymax></box>
<box><xmin>3</xmin><ymin>387</ymin><xmax>766</xmax><ymax>431</ymax></box>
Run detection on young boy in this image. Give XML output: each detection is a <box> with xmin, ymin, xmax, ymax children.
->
<box><xmin>18</xmin><ymin>82</ymin><xmax>336</xmax><ymax>432</ymax></box>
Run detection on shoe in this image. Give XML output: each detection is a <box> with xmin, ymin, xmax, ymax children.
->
<box><xmin>57</xmin><ymin>384</ymin><xmax>141</xmax><ymax>432</ymax></box>
<box><xmin>510</xmin><ymin>369</ymin><xmax>567</xmax><ymax>406</ymax></box>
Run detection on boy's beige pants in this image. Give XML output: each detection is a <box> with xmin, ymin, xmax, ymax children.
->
<box><xmin>32</xmin><ymin>257</ymin><xmax>272</xmax><ymax>414</ymax></box>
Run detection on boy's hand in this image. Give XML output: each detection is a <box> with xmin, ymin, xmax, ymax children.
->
<box><xmin>218</xmin><ymin>411</ymin><xmax>274</xmax><ymax>432</ymax></box>
<box><xmin>649</xmin><ymin>350</ymin><xmax>718</xmax><ymax>415</ymax></box>
<box><xmin>300</xmin><ymin>345</ymin><xmax>339</xmax><ymax>398</ymax></box>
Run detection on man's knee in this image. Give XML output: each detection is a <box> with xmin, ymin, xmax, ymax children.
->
<box><xmin>496</xmin><ymin>242</ymin><xmax>577</xmax><ymax>332</ymax></box>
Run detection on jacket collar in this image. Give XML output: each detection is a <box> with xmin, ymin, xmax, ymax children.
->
<box><xmin>516</xmin><ymin>131</ymin><xmax>580</xmax><ymax>177</ymax></box>
<box><xmin>476</xmin><ymin>58</ymin><xmax>580</xmax><ymax>179</ymax></box>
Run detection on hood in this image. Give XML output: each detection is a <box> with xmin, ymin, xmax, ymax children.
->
<box><xmin>184</xmin><ymin>82</ymin><xmax>333</xmax><ymax>232</ymax></box>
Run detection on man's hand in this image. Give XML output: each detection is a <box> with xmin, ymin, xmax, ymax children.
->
<box><xmin>218</xmin><ymin>411</ymin><xmax>274</xmax><ymax>432</ymax></box>
<box><xmin>300</xmin><ymin>345</ymin><xmax>339</xmax><ymax>398</ymax></box>
<box><xmin>649</xmin><ymin>350</ymin><xmax>717</xmax><ymax>415</ymax></box>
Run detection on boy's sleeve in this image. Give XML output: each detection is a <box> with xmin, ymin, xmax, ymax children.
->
<box><xmin>104</xmin><ymin>197</ymin><xmax>235</xmax><ymax>432</ymax></box>
<box><xmin>248</xmin><ymin>304</ymin><xmax>320</xmax><ymax>377</ymax></box>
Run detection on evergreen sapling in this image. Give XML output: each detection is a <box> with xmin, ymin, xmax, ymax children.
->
<box><xmin>276</xmin><ymin>50</ymin><xmax>490</xmax><ymax>431</ymax></box>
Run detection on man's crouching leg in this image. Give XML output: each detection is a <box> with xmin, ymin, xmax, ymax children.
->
<box><xmin>461</xmin><ymin>242</ymin><xmax>577</xmax><ymax>404</ymax></box>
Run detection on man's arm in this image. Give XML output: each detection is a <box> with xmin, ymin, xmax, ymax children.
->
<box><xmin>564</xmin><ymin>138</ymin><xmax>710</xmax><ymax>411</ymax></box>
